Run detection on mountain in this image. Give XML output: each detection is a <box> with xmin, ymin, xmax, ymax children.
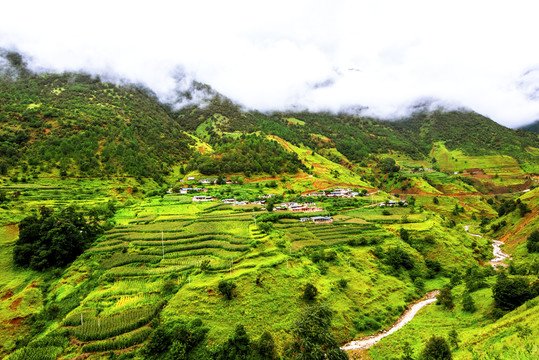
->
<box><xmin>0</xmin><ymin>53</ymin><xmax>538</xmax><ymax>360</ymax></box>
<box><xmin>1</xmin><ymin>51</ymin><xmax>538</xmax><ymax>184</ymax></box>
<box><xmin>520</xmin><ymin>119</ymin><xmax>539</xmax><ymax>133</ymax></box>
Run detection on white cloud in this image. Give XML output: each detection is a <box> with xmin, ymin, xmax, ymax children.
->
<box><xmin>1</xmin><ymin>0</ymin><xmax>539</xmax><ymax>127</ymax></box>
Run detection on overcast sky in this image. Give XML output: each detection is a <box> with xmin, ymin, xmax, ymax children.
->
<box><xmin>1</xmin><ymin>0</ymin><xmax>539</xmax><ymax>128</ymax></box>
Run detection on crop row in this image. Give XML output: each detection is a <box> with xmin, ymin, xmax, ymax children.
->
<box><xmin>309</xmin><ymin>225</ymin><xmax>377</xmax><ymax>233</ymax></box>
<box><xmin>159</xmin><ymin>248</ymin><xmax>246</xmax><ymax>260</ymax></box>
<box><xmin>100</xmin><ymin>253</ymin><xmax>162</xmax><ymax>269</ymax></box>
<box><xmin>81</xmin><ymin>327</ymin><xmax>153</xmax><ymax>353</ymax></box>
<box><xmin>70</xmin><ymin>301</ymin><xmax>164</xmax><ymax>341</ymax></box>
<box><xmin>63</xmin><ymin>309</ymin><xmax>99</xmax><ymax>327</ymax></box>
<box><xmin>125</xmin><ymin>231</ymin><xmax>250</xmax><ymax>241</ymax></box>
<box><xmin>139</xmin><ymin>241</ymin><xmax>250</xmax><ymax>255</ymax></box>
<box><xmin>107</xmin><ymin>229</ymin><xmax>186</xmax><ymax>235</ymax></box>
<box><xmin>160</xmin><ymin>256</ymin><xmax>209</xmax><ymax>266</ymax></box>
<box><xmin>86</xmin><ymin>244</ymin><xmax>127</xmax><ymax>253</ymax></box>
<box><xmin>194</xmin><ymin>217</ymin><xmax>252</xmax><ymax>222</ymax></box>
<box><xmin>132</xmin><ymin>236</ymin><xmax>250</xmax><ymax>248</ymax></box>
<box><xmin>4</xmin><ymin>346</ymin><xmax>63</xmax><ymax>360</ymax></box>
<box><xmin>152</xmin><ymin>218</ymin><xmax>197</xmax><ymax>224</ymax></box>
<box><xmin>104</xmin><ymin>265</ymin><xmax>194</xmax><ymax>278</ymax></box>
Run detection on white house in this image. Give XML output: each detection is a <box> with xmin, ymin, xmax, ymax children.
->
<box><xmin>192</xmin><ymin>196</ymin><xmax>214</xmax><ymax>202</ymax></box>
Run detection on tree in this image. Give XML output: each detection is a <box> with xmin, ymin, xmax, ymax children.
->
<box><xmin>401</xmin><ymin>341</ymin><xmax>414</xmax><ymax>360</ymax></box>
<box><xmin>448</xmin><ymin>329</ymin><xmax>459</xmax><ymax>349</ymax></box>
<box><xmin>143</xmin><ymin>318</ymin><xmax>209</xmax><ymax>360</ymax></box>
<box><xmin>253</xmin><ymin>331</ymin><xmax>278</xmax><ymax>360</ymax></box>
<box><xmin>433</xmin><ymin>197</ymin><xmax>439</xmax><ymax>205</ymax></box>
<box><xmin>527</xmin><ymin>230</ymin><xmax>539</xmax><ymax>253</ymax></box>
<box><xmin>420</xmin><ymin>336</ymin><xmax>452</xmax><ymax>360</ymax></box>
<box><xmin>13</xmin><ymin>206</ymin><xmax>102</xmax><ymax>271</ymax></box>
<box><xmin>143</xmin><ymin>326</ymin><xmax>171</xmax><ymax>358</ymax></box>
<box><xmin>303</xmin><ymin>283</ymin><xmax>318</xmax><ymax>302</ymax></box>
<box><xmin>400</xmin><ymin>228</ymin><xmax>410</xmax><ymax>243</ymax></box>
<box><xmin>381</xmin><ymin>157</ymin><xmax>400</xmax><ymax>173</ymax></box>
<box><xmin>492</xmin><ymin>271</ymin><xmax>533</xmax><ymax>311</ymax></box>
<box><xmin>386</xmin><ymin>247</ymin><xmax>415</xmax><ymax>270</ymax></box>
<box><xmin>437</xmin><ymin>287</ymin><xmax>454</xmax><ymax>310</ymax></box>
<box><xmin>216</xmin><ymin>325</ymin><xmax>252</xmax><ymax>360</ymax></box>
<box><xmin>286</xmin><ymin>304</ymin><xmax>348</xmax><ymax>360</ymax></box>
<box><xmin>218</xmin><ymin>280</ymin><xmax>237</xmax><ymax>300</ymax></box>
<box><xmin>518</xmin><ymin>202</ymin><xmax>530</xmax><ymax>217</ymax></box>
<box><xmin>461</xmin><ymin>291</ymin><xmax>476</xmax><ymax>312</ymax></box>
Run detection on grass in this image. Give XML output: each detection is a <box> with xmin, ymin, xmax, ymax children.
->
<box><xmin>431</xmin><ymin>142</ymin><xmax>524</xmax><ymax>174</ymax></box>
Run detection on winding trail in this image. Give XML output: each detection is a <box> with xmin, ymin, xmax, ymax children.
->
<box><xmin>341</xmin><ymin>290</ymin><xmax>439</xmax><ymax>351</ymax></box>
<box><xmin>463</xmin><ymin>225</ymin><xmax>511</xmax><ymax>267</ymax></box>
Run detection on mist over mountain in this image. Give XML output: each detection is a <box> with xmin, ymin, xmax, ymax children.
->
<box><xmin>2</xmin><ymin>1</ymin><xmax>539</xmax><ymax>128</ymax></box>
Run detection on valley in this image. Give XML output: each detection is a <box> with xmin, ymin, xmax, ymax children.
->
<box><xmin>0</xmin><ymin>60</ymin><xmax>537</xmax><ymax>359</ymax></box>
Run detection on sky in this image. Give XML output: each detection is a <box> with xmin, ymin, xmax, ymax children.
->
<box><xmin>1</xmin><ymin>0</ymin><xmax>539</xmax><ymax>128</ymax></box>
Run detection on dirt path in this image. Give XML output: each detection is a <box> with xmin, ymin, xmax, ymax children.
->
<box><xmin>341</xmin><ymin>290</ymin><xmax>439</xmax><ymax>351</ymax></box>
<box><xmin>463</xmin><ymin>225</ymin><xmax>511</xmax><ymax>267</ymax></box>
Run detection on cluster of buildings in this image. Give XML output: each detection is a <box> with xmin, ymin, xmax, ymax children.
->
<box><xmin>304</xmin><ymin>188</ymin><xmax>361</xmax><ymax>198</ymax></box>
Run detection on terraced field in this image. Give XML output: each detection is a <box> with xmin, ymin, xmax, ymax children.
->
<box><xmin>16</xmin><ymin>198</ymin><xmax>268</xmax><ymax>358</ymax></box>
<box><xmin>276</xmin><ymin>221</ymin><xmax>391</xmax><ymax>250</ymax></box>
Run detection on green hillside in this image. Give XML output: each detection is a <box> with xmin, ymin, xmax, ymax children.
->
<box><xmin>0</xmin><ymin>54</ymin><xmax>538</xmax><ymax>360</ymax></box>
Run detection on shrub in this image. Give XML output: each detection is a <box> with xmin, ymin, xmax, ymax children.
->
<box><xmin>218</xmin><ymin>280</ymin><xmax>237</xmax><ymax>300</ymax></box>
<box><xmin>420</xmin><ymin>336</ymin><xmax>452</xmax><ymax>360</ymax></box>
<box><xmin>337</xmin><ymin>278</ymin><xmax>348</xmax><ymax>289</ymax></box>
<box><xmin>353</xmin><ymin>314</ymin><xmax>381</xmax><ymax>332</ymax></box>
<box><xmin>253</xmin><ymin>331</ymin><xmax>278</xmax><ymax>359</ymax></box>
<box><xmin>302</xmin><ymin>283</ymin><xmax>318</xmax><ymax>302</ymax></box>
<box><xmin>386</xmin><ymin>247</ymin><xmax>414</xmax><ymax>270</ymax></box>
<box><xmin>527</xmin><ymin>230</ymin><xmax>539</xmax><ymax>253</ymax></box>
<box><xmin>492</xmin><ymin>271</ymin><xmax>534</xmax><ymax>311</ymax></box>
<box><xmin>286</xmin><ymin>304</ymin><xmax>348</xmax><ymax>360</ymax></box>
<box><xmin>461</xmin><ymin>291</ymin><xmax>476</xmax><ymax>312</ymax></box>
<box><xmin>437</xmin><ymin>287</ymin><xmax>454</xmax><ymax>310</ymax></box>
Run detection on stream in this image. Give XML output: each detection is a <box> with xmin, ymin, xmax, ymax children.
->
<box><xmin>341</xmin><ymin>226</ymin><xmax>511</xmax><ymax>351</ymax></box>
<box><xmin>463</xmin><ymin>225</ymin><xmax>511</xmax><ymax>267</ymax></box>
<box><xmin>341</xmin><ymin>291</ymin><xmax>439</xmax><ymax>351</ymax></box>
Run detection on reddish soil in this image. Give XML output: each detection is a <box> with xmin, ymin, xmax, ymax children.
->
<box><xmin>43</xmin><ymin>128</ymin><xmax>51</xmax><ymax>135</ymax></box>
<box><xmin>391</xmin><ymin>188</ymin><xmax>437</xmax><ymax>196</ymax></box>
<box><xmin>70</xmin><ymin>356</ymin><xmax>90</xmax><ymax>360</ymax></box>
<box><xmin>126</xmin><ymin>187</ymin><xmax>133</xmax><ymax>195</ymax></box>
<box><xmin>76</xmin><ymin>274</ymin><xmax>88</xmax><ymax>284</ymax></box>
<box><xmin>5</xmin><ymin>224</ymin><xmax>19</xmax><ymax>238</ymax></box>
<box><xmin>501</xmin><ymin>207</ymin><xmax>539</xmax><ymax>248</ymax></box>
<box><xmin>1</xmin><ymin>290</ymin><xmax>13</xmax><ymax>301</ymax></box>
<box><xmin>5</xmin><ymin>316</ymin><xmax>28</xmax><ymax>327</ymax></box>
<box><xmin>70</xmin><ymin>334</ymin><xmax>82</xmax><ymax>346</ymax></box>
<box><xmin>9</xmin><ymin>298</ymin><xmax>22</xmax><ymax>311</ymax></box>
<box><xmin>243</xmin><ymin>176</ymin><xmax>279</xmax><ymax>183</ymax></box>
<box><xmin>27</xmin><ymin>280</ymin><xmax>39</xmax><ymax>289</ymax></box>
<box><xmin>207</xmin><ymin>289</ymin><xmax>215</xmax><ymax>296</ymax></box>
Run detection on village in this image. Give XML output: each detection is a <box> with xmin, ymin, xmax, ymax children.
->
<box><xmin>166</xmin><ymin>180</ymin><xmax>410</xmax><ymax>224</ymax></box>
